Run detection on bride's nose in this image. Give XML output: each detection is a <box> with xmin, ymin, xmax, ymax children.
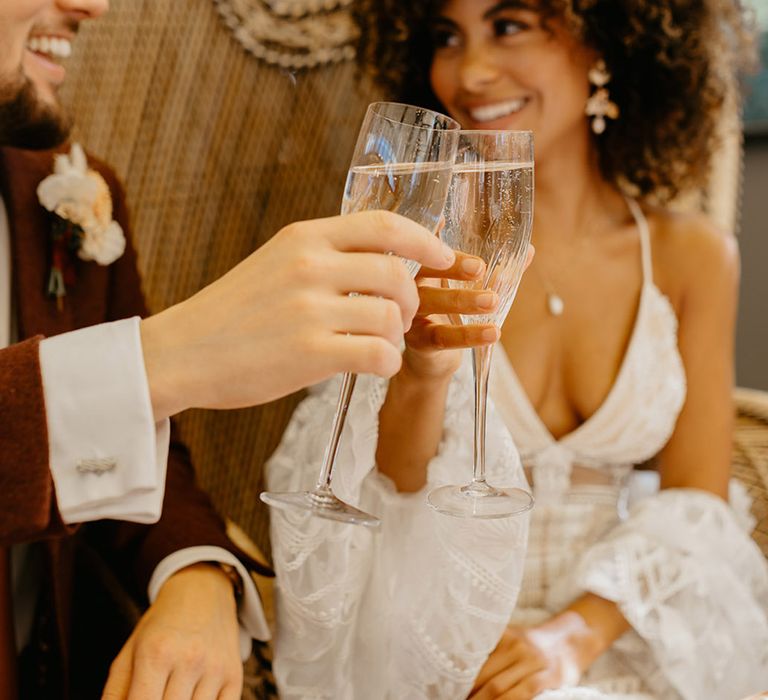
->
<box><xmin>458</xmin><ymin>43</ymin><xmax>502</xmax><ymax>93</ymax></box>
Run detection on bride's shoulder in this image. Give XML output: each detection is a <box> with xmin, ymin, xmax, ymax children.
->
<box><xmin>645</xmin><ymin>206</ymin><xmax>739</xmax><ymax>300</ymax></box>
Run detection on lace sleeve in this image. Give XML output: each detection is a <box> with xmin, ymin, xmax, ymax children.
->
<box><xmin>266</xmin><ymin>354</ymin><xmax>531</xmax><ymax>699</ymax></box>
<box><xmin>565</xmin><ymin>488</ymin><xmax>768</xmax><ymax>700</ymax></box>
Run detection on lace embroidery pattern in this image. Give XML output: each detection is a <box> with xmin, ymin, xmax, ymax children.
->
<box><xmin>267</xmin><ymin>357</ymin><xmax>531</xmax><ymax>698</ymax></box>
<box><xmin>571</xmin><ymin>489</ymin><xmax>768</xmax><ymax>700</ymax></box>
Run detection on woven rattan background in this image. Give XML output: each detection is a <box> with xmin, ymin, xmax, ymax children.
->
<box><xmin>734</xmin><ymin>388</ymin><xmax>768</xmax><ymax>559</ymax></box>
<box><xmin>60</xmin><ymin>0</ymin><xmax>379</xmax><ymax>557</ymax></box>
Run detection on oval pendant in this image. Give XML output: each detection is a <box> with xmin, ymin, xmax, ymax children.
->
<box><xmin>547</xmin><ymin>293</ymin><xmax>564</xmax><ymax>317</ymax></box>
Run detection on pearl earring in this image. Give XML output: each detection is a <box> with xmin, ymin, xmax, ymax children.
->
<box><xmin>585</xmin><ymin>60</ymin><xmax>619</xmax><ymax>135</ymax></box>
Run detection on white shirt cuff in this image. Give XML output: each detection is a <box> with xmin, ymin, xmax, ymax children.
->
<box><xmin>39</xmin><ymin>317</ymin><xmax>170</xmax><ymax>524</ymax></box>
<box><xmin>148</xmin><ymin>546</ymin><xmax>271</xmax><ymax>658</ymax></box>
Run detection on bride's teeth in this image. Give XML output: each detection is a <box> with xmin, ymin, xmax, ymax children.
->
<box><xmin>470</xmin><ymin>99</ymin><xmax>526</xmax><ymax>122</ymax></box>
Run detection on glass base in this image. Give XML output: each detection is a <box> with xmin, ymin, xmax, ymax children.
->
<box><xmin>260</xmin><ymin>490</ymin><xmax>381</xmax><ymax>528</ymax></box>
<box><xmin>427</xmin><ymin>482</ymin><xmax>533</xmax><ymax>519</ymax></box>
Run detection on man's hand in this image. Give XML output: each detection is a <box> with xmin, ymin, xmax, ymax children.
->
<box><xmin>102</xmin><ymin>564</ymin><xmax>242</xmax><ymax>700</ymax></box>
<box><xmin>468</xmin><ymin>617</ymin><xmax>585</xmax><ymax>700</ymax></box>
<box><xmin>141</xmin><ymin>210</ymin><xmax>457</xmax><ymax>420</ymax></box>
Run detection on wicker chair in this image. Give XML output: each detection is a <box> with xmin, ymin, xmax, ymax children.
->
<box><xmin>733</xmin><ymin>388</ymin><xmax>768</xmax><ymax>558</ymax></box>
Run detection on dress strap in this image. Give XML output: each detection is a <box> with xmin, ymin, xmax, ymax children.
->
<box><xmin>625</xmin><ymin>197</ymin><xmax>653</xmax><ymax>284</ymax></box>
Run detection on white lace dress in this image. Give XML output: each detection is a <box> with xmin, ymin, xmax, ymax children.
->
<box><xmin>266</xmin><ymin>366</ymin><xmax>531</xmax><ymax>699</ymax></box>
<box><xmin>267</xmin><ymin>200</ymin><xmax>768</xmax><ymax>699</ymax></box>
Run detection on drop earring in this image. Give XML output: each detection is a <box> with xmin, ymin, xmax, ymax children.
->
<box><xmin>585</xmin><ymin>59</ymin><xmax>619</xmax><ymax>135</ymax></box>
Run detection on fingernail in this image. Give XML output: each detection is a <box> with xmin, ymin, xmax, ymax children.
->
<box><xmin>442</xmin><ymin>242</ymin><xmax>456</xmax><ymax>263</ymax></box>
<box><xmin>481</xmin><ymin>327</ymin><xmax>498</xmax><ymax>342</ymax></box>
<box><xmin>477</xmin><ymin>292</ymin><xmax>497</xmax><ymax>309</ymax></box>
<box><xmin>461</xmin><ymin>258</ymin><xmax>483</xmax><ymax>276</ymax></box>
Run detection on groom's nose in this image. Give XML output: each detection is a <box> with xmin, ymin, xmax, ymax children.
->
<box><xmin>55</xmin><ymin>0</ymin><xmax>109</xmax><ymax>20</ymax></box>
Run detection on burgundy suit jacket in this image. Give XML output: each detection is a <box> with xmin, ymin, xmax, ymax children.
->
<box><xmin>0</xmin><ymin>146</ymin><xmax>268</xmax><ymax>699</ymax></box>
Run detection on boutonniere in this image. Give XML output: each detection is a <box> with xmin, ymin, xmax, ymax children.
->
<box><xmin>36</xmin><ymin>143</ymin><xmax>126</xmax><ymax>309</ymax></box>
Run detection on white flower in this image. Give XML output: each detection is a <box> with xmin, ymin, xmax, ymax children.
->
<box><xmin>78</xmin><ymin>220</ymin><xmax>126</xmax><ymax>265</ymax></box>
<box><xmin>37</xmin><ymin>143</ymin><xmax>126</xmax><ymax>266</ymax></box>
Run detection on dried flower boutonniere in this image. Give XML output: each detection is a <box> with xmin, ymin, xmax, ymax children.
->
<box><xmin>36</xmin><ymin>143</ymin><xmax>126</xmax><ymax>309</ymax></box>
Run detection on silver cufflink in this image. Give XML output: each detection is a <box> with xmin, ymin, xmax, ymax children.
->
<box><xmin>76</xmin><ymin>457</ymin><xmax>117</xmax><ymax>475</ymax></box>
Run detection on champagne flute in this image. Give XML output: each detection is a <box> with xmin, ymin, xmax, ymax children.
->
<box><xmin>261</xmin><ymin>102</ymin><xmax>460</xmax><ymax>527</ymax></box>
<box><xmin>427</xmin><ymin>130</ymin><xmax>535</xmax><ymax>519</ymax></box>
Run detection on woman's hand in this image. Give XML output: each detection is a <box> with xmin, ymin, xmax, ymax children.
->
<box><xmin>402</xmin><ymin>252</ymin><xmax>500</xmax><ymax>381</ymax></box>
<box><xmin>403</xmin><ymin>246</ymin><xmax>535</xmax><ymax>382</ymax></box>
<box><xmin>470</xmin><ymin>594</ymin><xmax>631</xmax><ymax>699</ymax></box>
<box><xmin>102</xmin><ymin>563</ymin><xmax>242</xmax><ymax>700</ymax></box>
<box><xmin>376</xmin><ymin>244</ymin><xmax>534</xmax><ymax>493</ymax></box>
<box><xmin>469</xmin><ymin>615</ymin><xmax>589</xmax><ymax>700</ymax></box>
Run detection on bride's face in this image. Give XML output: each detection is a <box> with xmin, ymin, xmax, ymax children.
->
<box><xmin>429</xmin><ymin>0</ymin><xmax>597</xmax><ymax>166</ymax></box>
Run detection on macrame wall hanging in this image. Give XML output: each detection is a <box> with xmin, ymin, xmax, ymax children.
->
<box><xmin>213</xmin><ymin>0</ymin><xmax>358</xmax><ymax>70</ymax></box>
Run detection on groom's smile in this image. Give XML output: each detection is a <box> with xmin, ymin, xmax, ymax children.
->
<box><xmin>0</xmin><ymin>0</ymin><xmax>107</xmax><ymax>148</ymax></box>
<box><xmin>24</xmin><ymin>22</ymin><xmax>77</xmax><ymax>101</ymax></box>
<box><xmin>22</xmin><ymin>0</ymin><xmax>105</xmax><ymax>107</ymax></box>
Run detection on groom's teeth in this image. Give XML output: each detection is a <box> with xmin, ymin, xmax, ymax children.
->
<box><xmin>27</xmin><ymin>36</ymin><xmax>72</xmax><ymax>59</ymax></box>
<box><xmin>469</xmin><ymin>98</ymin><xmax>527</xmax><ymax>122</ymax></box>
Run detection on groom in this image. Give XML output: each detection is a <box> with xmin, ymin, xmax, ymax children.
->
<box><xmin>0</xmin><ymin>0</ymin><xmax>458</xmax><ymax>697</ymax></box>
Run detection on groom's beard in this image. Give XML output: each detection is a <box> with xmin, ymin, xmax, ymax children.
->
<box><xmin>0</xmin><ymin>72</ymin><xmax>70</xmax><ymax>150</ymax></box>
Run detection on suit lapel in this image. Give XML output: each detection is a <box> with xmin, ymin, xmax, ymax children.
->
<box><xmin>0</xmin><ymin>147</ymin><xmax>75</xmax><ymax>340</ymax></box>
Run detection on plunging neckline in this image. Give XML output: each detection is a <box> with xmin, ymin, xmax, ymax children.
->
<box><xmin>495</xmin><ymin>281</ymin><xmax>651</xmax><ymax>446</ymax></box>
<box><xmin>493</xmin><ymin>197</ymin><xmax>662</xmax><ymax>448</ymax></box>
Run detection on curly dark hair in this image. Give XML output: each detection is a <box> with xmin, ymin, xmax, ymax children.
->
<box><xmin>353</xmin><ymin>0</ymin><xmax>756</xmax><ymax>204</ymax></box>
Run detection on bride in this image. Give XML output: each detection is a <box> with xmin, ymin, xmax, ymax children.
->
<box><xmin>266</xmin><ymin>0</ymin><xmax>768</xmax><ymax>698</ymax></box>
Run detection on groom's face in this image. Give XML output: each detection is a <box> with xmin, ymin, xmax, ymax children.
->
<box><xmin>0</xmin><ymin>0</ymin><xmax>108</xmax><ymax>148</ymax></box>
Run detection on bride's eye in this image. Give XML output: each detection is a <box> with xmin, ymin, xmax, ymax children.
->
<box><xmin>493</xmin><ymin>18</ymin><xmax>527</xmax><ymax>38</ymax></box>
<box><xmin>431</xmin><ymin>25</ymin><xmax>462</xmax><ymax>50</ymax></box>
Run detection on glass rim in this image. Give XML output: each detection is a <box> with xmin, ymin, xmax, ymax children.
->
<box><xmin>457</xmin><ymin>129</ymin><xmax>534</xmax><ymax>138</ymax></box>
<box><xmin>368</xmin><ymin>101</ymin><xmax>461</xmax><ymax>132</ymax></box>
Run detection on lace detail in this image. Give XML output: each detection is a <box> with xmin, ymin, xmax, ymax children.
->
<box><xmin>537</xmin><ymin>690</ymin><xmax>651</xmax><ymax>700</ymax></box>
<box><xmin>570</xmin><ymin>489</ymin><xmax>768</xmax><ymax>700</ymax></box>
<box><xmin>267</xmin><ymin>355</ymin><xmax>531</xmax><ymax>699</ymax></box>
<box><xmin>531</xmin><ymin>443</ymin><xmax>573</xmax><ymax>505</ymax></box>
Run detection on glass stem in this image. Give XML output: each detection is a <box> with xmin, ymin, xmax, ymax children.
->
<box><xmin>314</xmin><ymin>372</ymin><xmax>358</xmax><ymax>494</ymax></box>
<box><xmin>471</xmin><ymin>344</ymin><xmax>494</xmax><ymax>487</ymax></box>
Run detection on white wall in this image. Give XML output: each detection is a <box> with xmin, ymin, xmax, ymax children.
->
<box><xmin>736</xmin><ymin>138</ymin><xmax>768</xmax><ymax>390</ymax></box>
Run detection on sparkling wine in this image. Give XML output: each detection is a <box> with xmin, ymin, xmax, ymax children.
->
<box><xmin>343</xmin><ymin>161</ymin><xmax>454</xmax><ymax>276</ymax></box>
<box><xmin>427</xmin><ymin>131</ymin><xmax>534</xmax><ymax>521</ymax></box>
<box><xmin>442</xmin><ymin>161</ymin><xmax>534</xmax><ymax>324</ymax></box>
